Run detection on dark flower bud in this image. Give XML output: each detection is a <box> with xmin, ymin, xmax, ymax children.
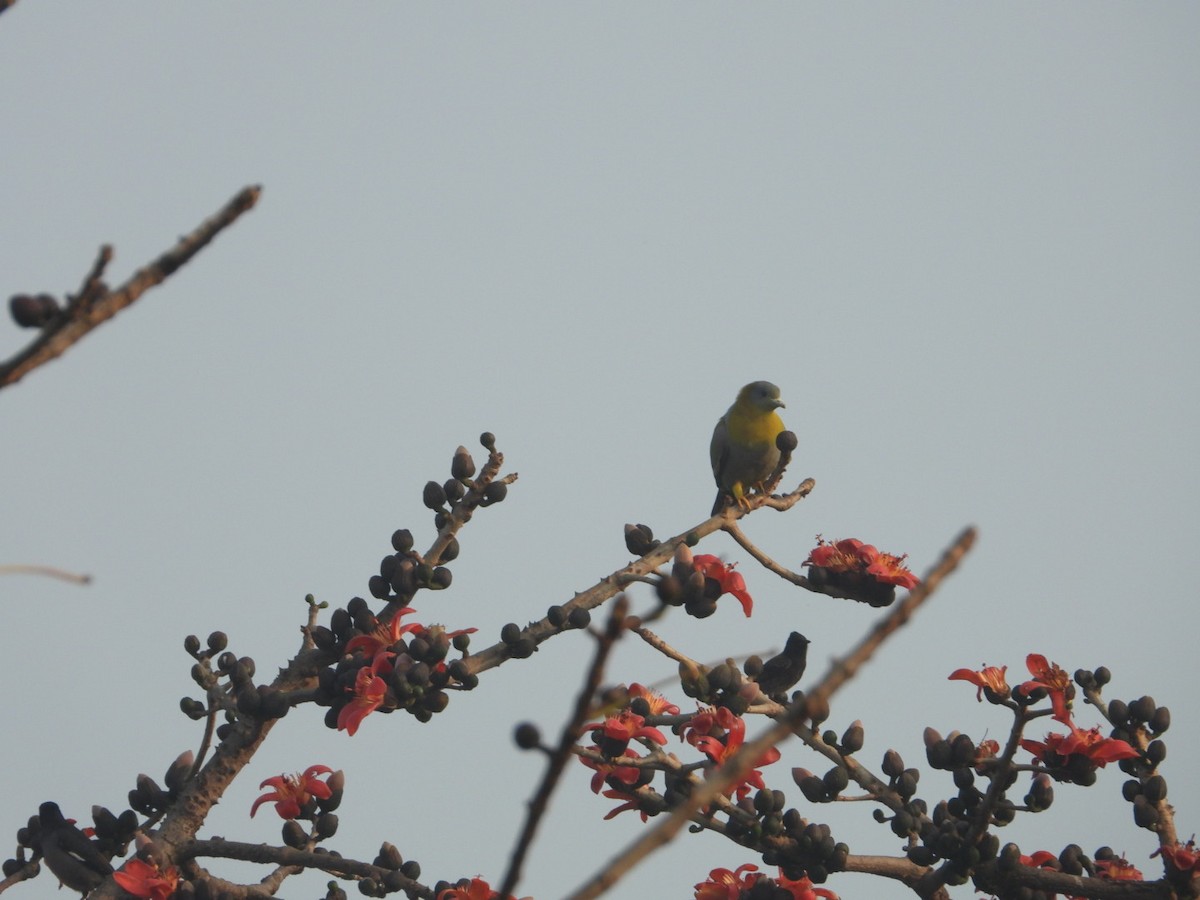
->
<box><xmin>743</xmin><ymin>655</ymin><xmax>763</xmax><ymax>678</ymax></box>
<box><xmin>950</xmin><ymin>734</ymin><xmax>976</xmax><ymax>767</ymax></box>
<box><xmin>1066</xmin><ymin>756</ymin><xmax>1098</xmax><ymax>786</ymax></box>
<box><xmin>443</xmin><ymin>478</ymin><xmax>465</xmax><ymax>504</ymax></box>
<box><xmin>216</xmin><ymin>723</ymin><xmax>233</xmax><ymax>741</ymax></box>
<box><xmin>422</xmin><ymin>690</ymin><xmax>449</xmax><ymax>713</ymax></box>
<box><xmin>500</xmin><ymin>623</ymin><xmax>522</xmax><ymax>644</ymax></box>
<box><xmin>799</xmin><ymin>776</ymin><xmax>829</xmax><ymax>806</ymax></box>
<box><xmin>567</xmin><ymin>607</ymin><xmax>591</xmax><ymax>629</ymax></box>
<box><xmin>259</xmin><ymin>687</ymin><xmax>290</xmax><ymax>719</ymax></box>
<box><xmin>623</xmin><ymin>523</ymin><xmax>659</xmax><ymax>556</ymax></box>
<box><xmin>822</xmin><ymin>766</ymin><xmax>849</xmax><ymax>796</ymax></box>
<box><xmin>1108</xmin><ymin>700</ymin><xmax>1130</xmax><ymax>729</ymax></box>
<box><xmin>1093</xmin><ymin>666</ymin><xmax>1111</xmax><ymax>686</ymax></box>
<box><xmin>547</xmin><ymin>605</ymin><xmax>567</xmax><ymax>626</ymax></box>
<box><xmin>655</xmin><ymin>575</ymin><xmax>684</xmax><ymax>605</ymax></box>
<box><xmin>310</xmin><ymin>626</ymin><xmax>337</xmax><ymax>651</ymax></box>
<box><xmin>330</xmin><ymin>608</ymin><xmax>352</xmax><ymax>638</ymax></box>
<box><xmin>926</xmin><ymin>739</ymin><xmax>952</xmax><ymax>770</ymax></box>
<box><xmin>896</xmin><ymin>770</ymin><xmax>918</xmax><ymax>800</ymax></box>
<box><xmin>400</xmin><ymin>860</ymin><xmax>421</xmax><ymax>880</ymax></box>
<box><xmin>882</xmin><ymin>749</ymin><xmax>905</xmax><ymax>778</ymax></box>
<box><xmin>414</xmin><ymin>563</ymin><xmax>434</xmax><ymax>587</ymax></box>
<box><xmin>1133</xmin><ymin>795</ymin><xmax>1159</xmax><ymax>829</ymax></box>
<box><xmin>514</xmin><ymin>722</ymin><xmax>541</xmax><ymax>750</ymax></box>
<box><xmin>2</xmin><ymin>859</ymin><xmax>22</xmax><ymax>878</ymax></box>
<box><xmin>179</xmin><ymin>697</ymin><xmax>206</xmax><ymax>719</ymax></box>
<box><xmin>282</xmin><ymin>820</ymin><xmax>307</xmax><ymax>849</ymax></box>
<box><xmin>1144</xmin><ymin>774</ymin><xmax>1167</xmax><ymax>802</ymax></box>
<box><xmin>1129</xmin><ymin>695</ymin><xmax>1157</xmax><ymax>723</ymax></box>
<box><xmin>907</xmin><ymin>845</ymin><xmax>937</xmax><ymax>866</ymax></box>
<box><xmin>480</xmin><ymin>432</ymin><xmax>496</xmax><ymax>450</ymax></box>
<box><xmin>164</xmin><ymin>750</ymin><xmax>194</xmax><ymax>795</ymax></box>
<box><xmin>1147</xmin><ymin>740</ymin><xmax>1166</xmax><ymax>765</ymax></box>
<box><xmin>392</xmin><ymin>529</ymin><xmax>414</xmax><ymax>553</ymax></box>
<box><xmin>1150</xmin><ymin>706</ymin><xmax>1170</xmax><ymax>735</ymax></box>
<box><xmin>431</xmin><ymin>567</ymin><xmax>452</xmax><ymax>589</ymax></box>
<box><xmin>483</xmin><ymin>481</ymin><xmax>507</xmax><ymax>505</ymax></box>
<box><xmin>1028</xmin><ymin>774</ymin><xmax>1054</xmax><ymax>811</ymax></box>
<box><xmin>841</xmin><ymin>721</ymin><xmax>864</xmax><ymax>754</ymax></box>
<box><xmin>776</xmin><ymin>430</ymin><xmax>798</xmax><ymax>453</ymax></box>
<box><xmin>207</xmin><ymin>632</ymin><xmax>228</xmax><ymax>653</ymax></box>
<box><xmin>422</xmin><ymin>481</ymin><xmax>446</xmax><ymax>510</ymax></box>
<box><xmin>1122</xmin><ymin>779</ymin><xmax>1142</xmax><ymax>802</ymax></box>
<box><xmin>1074</xmin><ymin>669</ymin><xmax>1094</xmax><ymax>689</ymax></box>
<box><xmin>184</xmin><ymin>635</ymin><xmax>201</xmax><ymax>655</ymax></box>
<box><xmin>389</xmin><ymin>558</ymin><xmax>416</xmax><ymax>595</ymax></box>
<box><xmin>375</xmin><ymin>841</ymin><xmax>403</xmax><ymax>869</ymax></box>
<box><xmin>451</xmin><ymin>446</ymin><xmax>476</xmax><ymax>480</ymax></box>
<box><xmin>10</xmin><ymin>292</ymin><xmax>61</xmax><ymax>327</ymax></box>
<box><xmin>708</xmin><ymin>663</ymin><xmax>733</xmax><ymax>692</ymax></box>
<box><xmin>315</xmin><ymin>813</ymin><xmax>339</xmax><ymax>840</ymax></box>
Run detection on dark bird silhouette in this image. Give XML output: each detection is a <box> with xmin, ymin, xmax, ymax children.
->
<box><xmin>755</xmin><ymin>631</ymin><xmax>811</xmax><ymax>699</ymax></box>
<box><xmin>37</xmin><ymin>802</ymin><xmax>113</xmax><ymax>895</ymax></box>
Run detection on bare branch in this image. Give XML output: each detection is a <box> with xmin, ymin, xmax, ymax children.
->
<box><xmin>0</xmin><ymin>185</ymin><xmax>261</xmax><ymax>389</ymax></box>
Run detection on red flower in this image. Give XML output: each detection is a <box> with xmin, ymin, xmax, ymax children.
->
<box><xmin>1017</xmin><ymin>654</ymin><xmax>1075</xmax><ymax>723</ymax></box>
<box><xmin>776</xmin><ymin>871</ymin><xmax>840</xmax><ymax>900</ymax></box>
<box><xmin>1021</xmin><ymin>723</ymin><xmax>1140</xmax><ymax>769</ymax></box>
<box><xmin>682</xmin><ymin>706</ymin><xmax>739</xmax><ymax>748</ymax></box>
<box><xmin>692</xmin><ymin>555</ymin><xmax>754</xmax><ymax>617</ymax></box>
<box><xmin>694</xmin><ymin>863</ymin><xmax>760</xmax><ymax>900</ymax></box>
<box><xmin>580</xmin><ymin>748</ymin><xmax>644</xmax><ymax>794</ymax></box>
<box><xmin>251</xmin><ymin>764</ymin><xmax>334</xmax><ymax>819</ymax></box>
<box><xmin>693</xmin><ymin>715</ymin><xmax>781</xmax><ymax>800</ymax></box>
<box><xmin>113</xmin><ymin>859</ymin><xmax>179</xmax><ymax>900</ymax></box>
<box><xmin>586</xmin><ymin>709</ymin><xmax>667</xmax><ymax>756</ymax></box>
<box><xmin>1092</xmin><ymin>856</ymin><xmax>1143</xmax><ymax>882</ymax></box>
<box><xmin>805</xmin><ymin>538</ymin><xmax>870</xmax><ymax>572</ymax></box>
<box><xmin>1154</xmin><ymin>839</ymin><xmax>1200</xmax><ymax>878</ymax></box>
<box><xmin>345</xmin><ymin>607</ymin><xmax>420</xmax><ymax>668</ymax></box>
<box><xmin>601</xmin><ymin>787</ymin><xmax>651</xmax><ymax>822</ymax></box>
<box><xmin>803</xmin><ymin>537</ymin><xmax>918</xmax><ymax>605</ymax></box>
<box><xmin>948</xmin><ymin>664</ymin><xmax>1010</xmax><ymax>702</ymax></box>
<box><xmin>337</xmin><ymin>665</ymin><xmax>389</xmax><ymax>736</ymax></box>
<box><xmin>435</xmin><ymin>876</ymin><xmax>531</xmax><ymax>900</ymax></box>
<box><xmin>864</xmin><ymin>550</ymin><xmax>919</xmax><ymax>589</ymax></box>
<box><xmin>1020</xmin><ymin>850</ymin><xmax>1059</xmax><ymax>869</ymax></box>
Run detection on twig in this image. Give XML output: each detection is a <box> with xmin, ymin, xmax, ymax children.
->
<box><xmin>0</xmin><ymin>185</ymin><xmax>262</xmax><ymax>389</ymax></box>
<box><xmin>0</xmin><ymin>563</ymin><xmax>92</xmax><ymax>584</ymax></box>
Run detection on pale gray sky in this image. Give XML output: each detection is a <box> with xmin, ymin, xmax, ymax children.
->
<box><xmin>3</xmin><ymin>5</ymin><xmax>1198</xmax><ymax>899</ymax></box>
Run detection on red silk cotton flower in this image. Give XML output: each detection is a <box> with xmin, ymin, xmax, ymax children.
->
<box><xmin>948</xmin><ymin>664</ymin><xmax>1010</xmax><ymax>702</ymax></box>
<box><xmin>251</xmin><ymin>764</ymin><xmax>334</xmax><ymax>819</ymax></box>
<box><xmin>112</xmin><ymin>859</ymin><xmax>179</xmax><ymax>900</ymax></box>
<box><xmin>803</xmin><ymin>537</ymin><xmax>918</xmax><ymax>606</ymax></box>
<box><xmin>692</xmin><ymin>554</ymin><xmax>754</xmax><ymax>616</ymax></box>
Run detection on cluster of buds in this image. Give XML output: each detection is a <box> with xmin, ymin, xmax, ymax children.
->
<box><xmin>653</xmin><ymin>541</ymin><xmax>755</xmax><ymax>619</ymax></box>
